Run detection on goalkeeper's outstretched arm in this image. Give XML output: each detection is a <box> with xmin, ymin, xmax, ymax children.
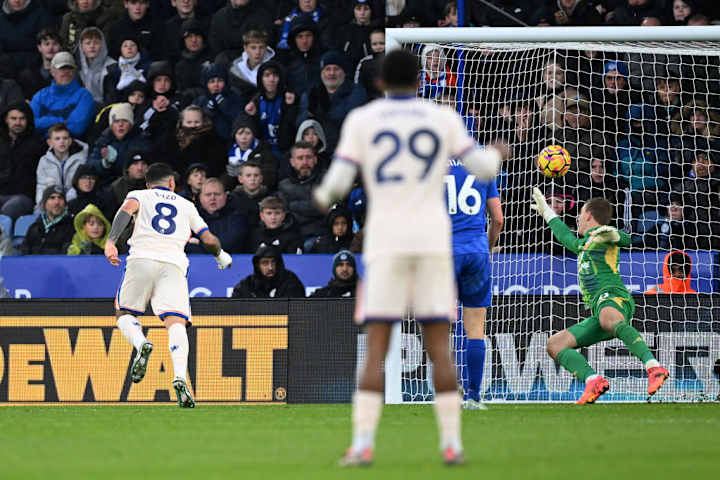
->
<box><xmin>530</xmin><ymin>187</ymin><xmax>581</xmax><ymax>254</ymax></box>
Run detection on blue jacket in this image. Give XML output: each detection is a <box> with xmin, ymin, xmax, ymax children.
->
<box><xmin>616</xmin><ymin>134</ymin><xmax>669</xmax><ymax>193</ymax></box>
<box><xmin>87</xmin><ymin>128</ymin><xmax>151</xmax><ymax>183</ymax></box>
<box><xmin>186</xmin><ymin>204</ymin><xmax>248</xmax><ymax>254</ymax></box>
<box><xmin>30</xmin><ymin>77</ymin><xmax>95</xmax><ymax>138</ymax></box>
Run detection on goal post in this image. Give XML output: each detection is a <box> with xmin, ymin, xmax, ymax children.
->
<box><xmin>381</xmin><ymin>27</ymin><xmax>720</xmax><ymax>404</ymax></box>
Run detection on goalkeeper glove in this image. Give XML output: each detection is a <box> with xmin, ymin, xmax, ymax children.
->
<box><xmin>530</xmin><ymin>187</ymin><xmax>557</xmax><ymax>223</ymax></box>
<box><xmin>215</xmin><ymin>250</ymin><xmax>232</xmax><ymax>269</ymax></box>
<box><xmin>587</xmin><ymin>225</ymin><xmax>620</xmax><ymax>245</ymax></box>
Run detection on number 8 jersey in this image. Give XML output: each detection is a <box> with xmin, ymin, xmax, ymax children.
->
<box><xmin>125</xmin><ymin>187</ymin><xmax>209</xmax><ymax>274</ymax></box>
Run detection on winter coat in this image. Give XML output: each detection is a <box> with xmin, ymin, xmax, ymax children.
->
<box><xmin>0</xmin><ymin>102</ymin><xmax>45</xmax><ymax>198</ymax></box>
<box><xmin>617</xmin><ymin>133</ymin><xmax>670</xmax><ymax>197</ymax></box>
<box><xmin>330</xmin><ymin>21</ymin><xmax>373</xmax><ymax>70</ymax></box>
<box><xmin>175</xmin><ymin>46</ymin><xmax>214</xmax><ymax>98</ymax></box>
<box><xmin>354</xmin><ymin>52</ymin><xmax>382</xmax><ymax>101</ymax></box>
<box><xmin>88</xmin><ymin>128</ymin><xmax>151</xmax><ymax>183</ymax></box>
<box><xmin>245</xmin><ymin>211</ymin><xmax>303</xmax><ymax>254</ymax></box>
<box><xmin>309</xmin><ymin>205</ymin><xmax>353</xmax><ymax>254</ymax></box>
<box><xmin>0</xmin><ymin>78</ymin><xmax>24</xmax><ymax>112</ymax></box>
<box><xmin>193</xmin><ymin>65</ymin><xmax>244</xmax><ymax>141</ymax></box>
<box><xmin>66</xmin><ymin>203</ymin><xmax>110</xmax><ymax>255</ymax></box>
<box><xmin>208</xmin><ymin>0</ymin><xmax>273</xmax><ymax>59</ymax></box>
<box><xmin>35</xmin><ymin>139</ymin><xmax>88</xmax><ymax>207</ymax></box>
<box><xmin>297</xmin><ymin>78</ymin><xmax>367</xmax><ymax>153</ymax></box>
<box><xmin>0</xmin><ymin>0</ymin><xmax>56</xmax><ymax>71</ymax></box>
<box><xmin>29</xmin><ymin>76</ymin><xmax>95</xmax><ymax>138</ymax></box>
<box><xmin>277</xmin><ymin>167</ymin><xmax>326</xmax><ymax>238</ymax></box>
<box><xmin>19</xmin><ymin>210</ymin><xmax>74</xmax><ymax>255</ymax></box>
<box><xmin>16</xmin><ymin>55</ymin><xmax>52</xmax><ymax>100</ymax></box>
<box><xmin>645</xmin><ymin>250</ymin><xmax>697</xmax><ymax>294</ymax></box>
<box><xmin>231</xmin><ymin>244</ymin><xmax>305</xmax><ymax>298</ymax></box>
<box><xmin>169</xmin><ymin>125</ymin><xmax>226</xmax><ymax>178</ymax></box>
<box><xmin>228</xmin><ymin>46</ymin><xmax>275</xmax><ymax>101</ymax></box>
<box><xmin>530</xmin><ymin>0</ymin><xmax>604</xmax><ymax>26</ymax></box>
<box><xmin>105</xmin><ymin>10</ymin><xmax>160</xmax><ymax>59</ymax></box>
<box><xmin>162</xmin><ymin>13</ymin><xmax>210</xmax><ymax>64</ymax></box>
<box><xmin>105</xmin><ymin>172</ymin><xmax>146</xmax><ymax>214</ymax></box>
<box><xmin>229</xmin><ymin>185</ymin><xmax>267</xmax><ymax>228</ymax></box>
<box><xmin>75</xmin><ymin>27</ymin><xmax>116</xmax><ymax>106</ymax></box>
<box><xmin>186</xmin><ymin>203</ymin><xmax>248</xmax><ymax>254</ymax></box>
<box><xmin>276</xmin><ymin>15</ymin><xmax>324</xmax><ymax>97</ymax></box>
<box><xmin>60</xmin><ymin>0</ymin><xmax>115</xmax><ymax>52</ymax></box>
<box><xmin>609</xmin><ymin>0</ymin><xmax>664</xmax><ymax>25</ymax></box>
<box><xmin>672</xmin><ymin>164</ymin><xmax>720</xmax><ymax>223</ymax></box>
<box><xmin>67</xmin><ymin>164</ymin><xmax>110</xmax><ymax>217</ymax></box>
<box><xmin>310</xmin><ymin>276</ymin><xmax>357</xmax><ymax>298</ymax></box>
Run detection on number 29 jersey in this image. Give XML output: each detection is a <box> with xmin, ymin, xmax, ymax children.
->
<box><xmin>334</xmin><ymin>96</ymin><xmax>476</xmax><ymax>260</ymax></box>
<box><xmin>125</xmin><ymin>187</ymin><xmax>208</xmax><ymax>274</ymax></box>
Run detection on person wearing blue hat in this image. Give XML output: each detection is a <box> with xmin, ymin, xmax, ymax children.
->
<box><xmin>310</xmin><ymin>249</ymin><xmax>359</xmax><ymax>297</ymax></box>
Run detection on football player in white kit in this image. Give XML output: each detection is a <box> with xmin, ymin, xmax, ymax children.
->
<box><xmin>104</xmin><ymin>163</ymin><xmax>232</xmax><ymax>408</ymax></box>
<box><xmin>313</xmin><ymin>49</ymin><xmax>502</xmax><ymax>466</ymax></box>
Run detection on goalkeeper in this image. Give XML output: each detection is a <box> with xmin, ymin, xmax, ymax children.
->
<box><xmin>530</xmin><ymin>187</ymin><xmax>669</xmax><ymax>404</ymax></box>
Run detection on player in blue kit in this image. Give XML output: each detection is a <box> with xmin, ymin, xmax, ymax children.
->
<box><xmin>446</xmin><ymin>158</ymin><xmax>504</xmax><ymax>410</ymax></box>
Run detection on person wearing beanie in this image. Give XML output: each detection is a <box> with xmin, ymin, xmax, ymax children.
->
<box><xmin>310</xmin><ymin>249</ymin><xmax>359</xmax><ymax>298</ymax></box>
<box><xmin>226</xmin><ymin>113</ymin><xmax>278</xmax><ymax>190</ymax></box>
<box><xmin>105</xmin><ymin>149</ymin><xmax>150</xmax><ymax>214</ymax></box>
<box><xmin>19</xmin><ymin>185</ymin><xmax>75</xmax><ymax>255</ymax></box>
<box><xmin>192</xmin><ymin>63</ymin><xmax>243</xmax><ymax>141</ymax></box>
<box><xmin>106</xmin><ymin>34</ymin><xmax>151</xmax><ymax>99</ymax></box>
<box><xmin>88</xmin><ymin>102</ymin><xmax>151</xmax><ymax>184</ymax></box>
<box><xmin>178</xmin><ymin>162</ymin><xmax>208</xmax><ymax>203</ymax></box>
<box><xmin>175</xmin><ymin>17</ymin><xmax>213</xmax><ymax>98</ymax></box>
<box><xmin>297</xmin><ymin>49</ymin><xmax>367</xmax><ymax>153</ymax></box>
<box><xmin>308</xmin><ymin>203</ymin><xmax>354</xmax><ymax>253</ymax></box>
<box><xmin>86</xmin><ymin>79</ymin><xmax>148</xmax><ymax>144</ymax></box>
<box><xmin>231</xmin><ymin>243</ymin><xmax>305</xmax><ymax>299</ymax></box>
<box><xmin>67</xmin><ymin>163</ymin><xmax>110</xmax><ymax>217</ymax></box>
<box><xmin>162</xmin><ymin>0</ymin><xmax>209</xmax><ymax>65</ymax></box>
<box><xmin>275</xmin><ymin>14</ymin><xmax>325</xmax><ymax>97</ymax></box>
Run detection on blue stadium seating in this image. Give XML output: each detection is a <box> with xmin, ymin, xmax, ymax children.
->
<box><xmin>12</xmin><ymin>214</ymin><xmax>39</xmax><ymax>247</ymax></box>
<box><xmin>0</xmin><ymin>214</ymin><xmax>11</xmax><ymax>239</ymax></box>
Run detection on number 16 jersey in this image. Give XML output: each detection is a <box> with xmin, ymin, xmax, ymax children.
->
<box><xmin>125</xmin><ymin>187</ymin><xmax>208</xmax><ymax>274</ymax></box>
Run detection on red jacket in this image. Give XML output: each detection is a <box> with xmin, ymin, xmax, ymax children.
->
<box><xmin>645</xmin><ymin>250</ymin><xmax>697</xmax><ymax>294</ymax></box>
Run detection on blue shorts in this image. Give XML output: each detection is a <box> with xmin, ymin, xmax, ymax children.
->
<box><xmin>453</xmin><ymin>251</ymin><xmax>492</xmax><ymax>308</ymax></box>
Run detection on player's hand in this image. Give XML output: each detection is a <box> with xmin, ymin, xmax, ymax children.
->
<box><xmin>587</xmin><ymin>225</ymin><xmax>620</xmax><ymax>245</ymax></box>
<box><xmin>104</xmin><ymin>242</ymin><xmax>120</xmax><ymax>266</ymax></box>
<box><xmin>530</xmin><ymin>187</ymin><xmax>557</xmax><ymax>223</ymax></box>
<box><xmin>215</xmin><ymin>250</ymin><xmax>232</xmax><ymax>270</ymax></box>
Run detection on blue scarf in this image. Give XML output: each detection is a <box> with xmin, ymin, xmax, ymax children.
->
<box><xmin>228</xmin><ymin>138</ymin><xmax>259</xmax><ymax>167</ymax></box>
<box><xmin>259</xmin><ymin>95</ymin><xmax>282</xmax><ymax>155</ymax></box>
<box><xmin>277</xmin><ymin>8</ymin><xmax>323</xmax><ymax>50</ymax></box>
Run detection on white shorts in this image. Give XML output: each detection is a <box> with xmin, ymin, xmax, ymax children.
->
<box><xmin>115</xmin><ymin>258</ymin><xmax>191</xmax><ymax>322</ymax></box>
<box><xmin>355</xmin><ymin>254</ymin><xmax>456</xmax><ymax>323</ymax></box>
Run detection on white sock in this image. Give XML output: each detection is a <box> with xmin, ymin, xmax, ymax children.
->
<box><xmin>168</xmin><ymin>323</ymin><xmax>189</xmax><ymax>381</ymax></box>
<box><xmin>586</xmin><ymin>374</ymin><xmax>600</xmax><ymax>383</ymax></box>
<box><xmin>644</xmin><ymin>359</ymin><xmax>660</xmax><ymax>370</ymax></box>
<box><xmin>433</xmin><ymin>391</ymin><xmax>463</xmax><ymax>452</ymax></box>
<box><xmin>350</xmin><ymin>390</ymin><xmax>383</xmax><ymax>452</ymax></box>
<box><xmin>117</xmin><ymin>314</ymin><xmax>147</xmax><ymax>350</ymax></box>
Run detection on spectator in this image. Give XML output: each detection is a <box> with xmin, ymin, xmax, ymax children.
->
<box><xmin>105</xmin><ymin>0</ymin><xmax>159</xmax><ymax>60</ymax></box>
<box><xmin>277</xmin><ymin>14</ymin><xmax>324</xmax><ymax>97</ymax></box>
<box><xmin>668</xmin><ymin>0</ymin><xmax>695</xmax><ymax>25</ymax></box>
<box><xmin>0</xmin><ymin>102</ymin><xmax>45</xmax><ymax>219</ymax></box>
<box><xmin>0</xmin><ymin>75</ymin><xmax>23</xmax><ymax>115</ymax></box>
<box><xmin>332</xmin><ymin>0</ymin><xmax>376</xmax><ymax>69</ymax></box>
<box><xmin>531</xmin><ymin>0</ymin><xmax>604</xmax><ymax>26</ymax></box>
<box><xmin>535</xmin><ymin>60</ymin><xmax>566</xmax><ymax>114</ymax></box>
<box><xmin>354</xmin><ymin>27</ymin><xmax>383</xmax><ymax>101</ymax></box>
<box><xmin>67</xmin><ymin>163</ymin><xmax>109</xmax><ymax>216</ymax></box>
<box><xmin>673</xmin><ymin>149</ymin><xmax>720</xmax><ymax>223</ymax></box>
<box><xmin>105</xmin><ymin>35</ymin><xmax>150</xmax><ymax>103</ymax></box>
<box><xmin>30</xmin><ymin>51</ymin><xmax>95</xmax><ymax>139</ymax></box>
<box><xmin>230</xmin><ymin>161</ymin><xmax>268</xmax><ymax>228</ymax></box>
<box><xmin>104</xmin><ymin>149</ymin><xmax>148</xmax><ymax>214</ymax></box>
<box><xmin>645</xmin><ymin>250</ymin><xmax>697</xmax><ymax>294</ymax></box>
<box><xmin>35</xmin><ymin>123</ymin><xmax>88</xmax><ymax>210</ymax></box>
<box><xmin>438</xmin><ymin>1</ymin><xmax>458</xmax><ymax>27</ymax></box>
<box><xmin>633</xmin><ymin>193</ymin><xmax>699</xmax><ymax>250</ymax></box>
<box><xmin>276</xmin><ymin>0</ymin><xmax>330</xmax><ymax>52</ymax></box>
<box><xmin>178</xmin><ymin>162</ymin><xmax>206</xmax><ymax>203</ymax></box>
<box><xmin>245</xmin><ymin>61</ymin><xmax>298</xmax><ymax>159</ymax></box>
<box><xmin>245</xmin><ymin>195</ymin><xmax>303</xmax><ymax>254</ymax></box>
<box><xmin>162</xmin><ymin>0</ymin><xmax>208</xmax><ymax>65</ymax></box>
<box><xmin>75</xmin><ymin>27</ymin><xmax>116</xmax><ymax>107</ymax></box>
<box><xmin>19</xmin><ymin>185</ymin><xmax>74</xmax><ymax>255</ymax></box>
<box><xmin>170</xmin><ymin>105</ymin><xmax>226</xmax><ymax>177</ymax></box>
<box><xmin>227</xmin><ymin>113</ymin><xmax>277</xmax><ymax>190</ymax></box>
<box><xmin>465</xmin><ymin>0</ymin><xmax>533</xmax><ymax>26</ymax></box>
<box><xmin>66</xmin><ymin>202</ymin><xmax>110</xmax><ymax>255</ymax></box>
<box><xmin>609</xmin><ymin>0</ymin><xmax>664</xmax><ymax>25</ymax></box>
<box><xmin>651</xmin><ymin>74</ymin><xmax>682</xmax><ymax>135</ymax></box>
<box><xmin>174</xmin><ymin>17</ymin><xmax>213</xmax><ymax>99</ymax></box>
<box><xmin>310</xmin><ymin>249</ymin><xmax>359</xmax><ymax>298</ymax></box>
<box><xmin>17</xmin><ymin>28</ymin><xmax>61</xmax><ymax>100</ymax></box>
<box><xmin>141</xmin><ymin>61</ymin><xmax>182</xmax><ymax>114</ymax></box>
<box><xmin>308</xmin><ymin>203</ymin><xmax>353</xmax><ymax>253</ymax></box>
<box><xmin>87</xmin><ymin>79</ymin><xmax>145</xmax><ymax>143</ymax></box>
<box><xmin>576</xmin><ymin>158</ymin><xmax>626</xmax><ymax>229</ymax></box>
<box><xmin>88</xmin><ymin>102</ymin><xmax>150</xmax><ymax>184</ymax></box>
<box><xmin>418</xmin><ymin>44</ymin><xmax>456</xmax><ymax>100</ymax></box>
<box><xmin>231</xmin><ymin>243</ymin><xmax>305</xmax><ymax>298</ymax></box>
<box><xmin>228</xmin><ymin>29</ymin><xmax>275</xmax><ymax>101</ymax></box>
<box><xmin>60</xmin><ymin>0</ymin><xmax>115</xmax><ymax>52</ymax></box>
<box><xmin>295</xmin><ymin>118</ymin><xmax>329</xmax><ymax>172</ymax></box>
<box><xmin>194</xmin><ymin>63</ymin><xmax>243</xmax><ymax>141</ymax></box>
<box><xmin>187</xmin><ymin>177</ymin><xmax>248</xmax><ymax>253</ymax></box>
<box><xmin>208</xmin><ymin>0</ymin><xmax>273</xmax><ymax>62</ymax></box>
<box><xmin>669</xmin><ymin>99</ymin><xmax>720</xmax><ymax>155</ymax></box>
<box><xmin>297</xmin><ymin>50</ymin><xmax>366</xmax><ymax>153</ymax></box>
<box><xmin>591</xmin><ymin>60</ymin><xmax>634</xmax><ymax>143</ymax></box>
<box><xmin>0</xmin><ymin>0</ymin><xmax>55</xmax><ymax>72</ymax></box>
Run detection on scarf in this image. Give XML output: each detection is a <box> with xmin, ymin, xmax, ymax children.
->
<box><xmin>227</xmin><ymin>138</ymin><xmax>259</xmax><ymax>167</ymax></box>
<box><xmin>177</xmin><ymin>125</ymin><xmax>212</xmax><ymax>149</ymax></box>
<box><xmin>259</xmin><ymin>95</ymin><xmax>282</xmax><ymax>148</ymax></box>
<box><xmin>42</xmin><ymin>209</ymin><xmax>68</xmax><ymax>233</ymax></box>
<box><xmin>117</xmin><ymin>53</ymin><xmax>146</xmax><ymax>90</ymax></box>
<box><xmin>276</xmin><ymin>8</ymin><xmax>322</xmax><ymax>50</ymax></box>
<box><xmin>419</xmin><ymin>69</ymin><xmax>456</xmax><ymax>99</ymax></box>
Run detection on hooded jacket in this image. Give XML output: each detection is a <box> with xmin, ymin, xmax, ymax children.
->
<box><xmin>645</xmin><ymin>250</ymin><xmax>697</xmax><ymax>294</ymax></box>
<box><xmin>0</xmin><ymin>0</ymin><xmax>55</xmax><ymax>71</ymax></box>
<box><xmin>277</xmin><ymin>165</ymin><xmax>326</xmax><ymax>238</ymax></box>
<box><xmin>245</xmin><ymin>210</ymin><xmax>303</xmax><ymax>254</ymax></box>
<box><xmin>418</xmin><ymin>44</ymin><xmax>457</xmax><ymax>99</ymax></box>
<box><xmin>88</xmin><ymin>126</ymin><xmax>151</xmax><ymax>183</ymax></box>
<box><xmin>229</xmin><ymin>45</ymin><xmax>275</xmax><ymax>100</ymax></box>
<box><xmin>67</xmin><ymin>163</ymin><xmax>109</xmax><ymax>216</ymax></box>
<box><xmin>309</xmin><ymin>204</ymin><xmax>353</xmax><ymax>254</ymax></box>
<box><xmin>60</xmin><ymin>0</ymin><xmax>115</xmax><ymax>52</ymax></box>
<box><xmin>228</xmin><ymin>112</ymin><xmax>278</xmax><ymax>189</ymax></box>
<box><xmin>30</xmin><ymin>75</ymin><xmax>95</xmax><ymax>138</ymax></box>
<box><xmin>277</xmin><ymin>14</ymin><xmax>324</xmax><ymax>97</ymax></box>
<box><xmin>174</xmin><ymin>18</ymin><xmax>214</xmax><ymax>96</ymax></box>
<box><xmin>0</xmin><ymin>102</ymin><xmax>45</xmax><ymax>198</ymax></box>
<box><xmin>208</xmin><ymin>0</ymin><xmax>273</xmax><ymax>59</ymax></box>
<box><xmin>193</xmin><ymin>63</ymin><xmax>243</xmax><ymax>141</ymax></box>
<box><xmin>66</xmin><ymin>202</ymin><xmax>110</xmax><ymax>255</ymax></box>
<box><xmin>75</xmin><ymin>27</ymin><xmax>117</xmax><ymax>105</ymax></box>
<box><xmin>231</xmin><ymin>244</ymin><xmax>305</xmax><ymax>298</ymax></box>
<box><xmin>294</xmin><ymin>118</ymin><xmax>329</xmax><ymax>173</ymax></box>
<box><xmin>35</xmin><ymin>139</ymin><xmax>88</xmax><ymax>207</ymax></box>
<box><xmin>310</xmin><ymin>250</ymin><xmax>359</xmax><ymax>298</ymax></box>
<box><xmin>105</xmin><ymin>7</ymin><xmax>160</xmax><ymax>59</ymax></box>
<box><xmin>19</xmin><ymin>207</ymin><xmax>74</xmax><ymax>255</ymax></box>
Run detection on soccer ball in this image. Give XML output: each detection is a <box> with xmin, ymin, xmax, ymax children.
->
<box><xmin>537</xmin><ymin>145</ymin><xmax>571</xmax><ymax>178</ymax></box>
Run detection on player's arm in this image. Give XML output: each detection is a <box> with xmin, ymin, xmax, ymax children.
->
<box><xmin>487</xmin><ymin>197</ymin><xmax>504</xmax><ymax>251</ymax></box>
<box><xmin>530</xmin><ymin>187</ymin><xmax>581</xmax><ymax>254</ymax></box>
<box><xmin>313</xmin><ymin>158</ymin><xmax>358</xmax><ymax>210</ymax></box>
<box><xmin>195</xmin><ymin>227</ymin><xmax>232</xmax><ymax>270</ymax></box>
<box><xmin>587</xmin><ymin>226</ymin><xmax>631</xmax><ymax>247</ymax></box>
<box><xmin>104</xmin><ymin>198</ymin><xmax>139</xmax><ymax>266</ymax></box>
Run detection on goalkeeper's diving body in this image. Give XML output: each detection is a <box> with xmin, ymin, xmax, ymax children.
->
<box><xmin>530</xmin><ymin>187</ymin><xmax>669</xmax><ymax>404</ymax></box>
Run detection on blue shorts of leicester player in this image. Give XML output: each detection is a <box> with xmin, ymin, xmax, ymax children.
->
<box><xmin>454</xmin><ymin>251</ymin><xmax>492</xmax><ymax>308</ymax></box>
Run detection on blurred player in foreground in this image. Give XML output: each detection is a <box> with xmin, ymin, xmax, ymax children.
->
<box><xmin>313</xmin><ymin>49</ymin><xmax>502</xmax><ymax>467</ymax></box>
<box><xmin>530</xmin><ymin>188</ymin><xmax>669</xmax><ymax>404</ymax></box>
<box><xmin>104</xmin><ymin>163</ymin><xmax>232</xmax><ymax>408</ymax></box>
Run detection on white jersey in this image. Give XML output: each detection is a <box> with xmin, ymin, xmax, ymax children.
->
<box><xmin>334</xmin><ymin>96</ymin><xmax>476</xmax><ymax>259</ymax></box>
<box><xmin>125</xmin><ymin>188</ymin><xmax>208</xmax><ymax>273</ymax></box>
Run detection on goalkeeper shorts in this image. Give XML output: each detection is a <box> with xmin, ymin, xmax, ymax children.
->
<box><xmin>568</xmin><ymin>289</ymin><xmax>634</xmax><ymax>348</ymax></box>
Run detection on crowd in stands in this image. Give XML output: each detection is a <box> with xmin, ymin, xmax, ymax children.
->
<box><xmin>2</xmin><ymin>0</ymin><xmax>720</xmax><ymax>263</ymax></box>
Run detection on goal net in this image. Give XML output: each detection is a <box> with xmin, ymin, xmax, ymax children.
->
<box><xmin>387</xmin><ymin>31</ymin><xmax>720</xmax><ymax>403</ymax></box>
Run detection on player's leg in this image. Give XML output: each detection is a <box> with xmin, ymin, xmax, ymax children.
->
<box><xmin>597</xmin><ymin>305</ymin><xmax>669</xmax><ymax>395</ymax></box>
<box><xmin>163</xmin><ymin>316</ymin><xmax>195</xmax><ymax>408</ymax></box>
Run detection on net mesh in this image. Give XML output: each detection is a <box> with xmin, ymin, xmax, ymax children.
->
<box><xmin>399</xmin><ymin>39</ymin><xmax>720</xmax><ymax>403</ymax></box>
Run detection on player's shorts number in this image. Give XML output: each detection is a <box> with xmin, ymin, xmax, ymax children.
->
<box><xmin>445</xmin><ymin>174</ymin><xmax>482</xmax><ymax>215</ymax></box>
<box><xmin>374</xmin><ymin>129</ymin><xmax>439</xmax><ymax>183</ymax></box>
<box><xmin>151</xmin><ymin>202</ymin><xmax>177</xmax><ymax>235</ymax></box>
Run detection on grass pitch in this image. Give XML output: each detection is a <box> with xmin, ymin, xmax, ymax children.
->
<box><xmin>1</xmin><ymin>403</ymin><xmax>718</xmax><ymax>480</ymax></box>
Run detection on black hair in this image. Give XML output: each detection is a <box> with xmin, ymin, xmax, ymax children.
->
<box><xmin>380</xmin><ymin>49</ymin><xmax>419</xmax><ymax>89</ymax></box>
<box><xmin>145</xmin><ymin>162</ymin><xmax>175</xmax><ymax>185</ymax></box>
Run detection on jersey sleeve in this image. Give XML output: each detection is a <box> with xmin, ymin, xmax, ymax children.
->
<box><xmin>125</xmin><ymin>189</ymin><xmax>141</xmax><ymax>203</ymax></box>
<box><xmin>333</xmin><ymin>110</ymin><xmax>362</xmax><ymax>166</ymax></box>
<box><xmin>189</xmin><ymin>204</ymin><xmax>209</xmax><ymax>235</ymax></box>
<box><xmin>617</xmin><ymin>229</ymin><xmax>631</xmax><ymax>248</ymax></box>
<box><xmin>548</xmin><ymin>217</ymin><xmax>581</xmax><ymax>254</ymax></box>
<box><xmin>486</xmin><ymin>178</ymin><xmax>499</xmax><ymax>199</ymax></box>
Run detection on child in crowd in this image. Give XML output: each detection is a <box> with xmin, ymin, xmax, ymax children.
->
<box><xmin>66</xmin><ymin>203</ymin><xmax>110</xmax><ymax>255</ymax></box>
<box><xmin>35</xmin><ymin>123</ymin><xmax>89</xmax><ymax>211</ymax></box>
<box><xmin>227</xmin><ymin>114</ymin><xmax>278</xmax><ymax>191</ymax></box>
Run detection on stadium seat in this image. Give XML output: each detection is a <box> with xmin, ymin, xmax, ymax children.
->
<box><xmin>0</xmin><ymin>214</ymin><xmax>11</xmax><ymax>239</ymax></box>
<box><xmin>12</xmin><ymin>214</ymin><xmax>39</xmax><ymax>246</ymax></box>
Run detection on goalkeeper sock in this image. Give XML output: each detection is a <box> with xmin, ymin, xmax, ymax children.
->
<box><xmin>466</xmin><ymin>339</ymin><xmax>486</xmax><ymax>401</ymax></box>
<box><xmin>117</xmin><ymin>314</ymin><xmax>147</xmax><ymax>350</ymax></box>
<box><xmin>351</xmin><ymin>390</ymin><xmax>383</xmax><ymax>452</ymax></box>
<box><xmin>168</xmin><ymin>323</ymin><xmax>189</xmax><ymax>381</ymax></box>
<box><xmin>613</xmin><ymin>321</ymin><xmax>655</xmax><ymax>364</ymax></box>
<box><xmin>433</xmin><ymin>391</ymin><xmax>462</xmax><ymax>452</ymax></box>
<box><xmin>557</xmin><ymin>348</ymin><xmax>596</xmax><ymax>382</ymax></box>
